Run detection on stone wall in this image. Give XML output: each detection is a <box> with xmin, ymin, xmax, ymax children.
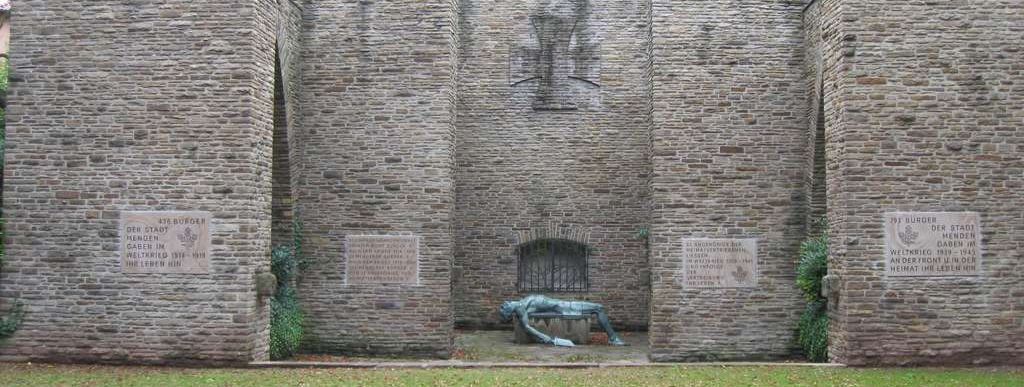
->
<box><xmin>453</xmin><ymin>0</ymin><xmax>652</xmax><ymax>330</ymax></box>
<box><xmin>271</xmin><ymin>65</ymin><xmax>292</xmax><ymax>247</ymax></box>
<box><xmin>0</xmin><ymin>0</ymin><xmax>279</xmax><ymax>364</ymax></box>
<box><xmin>2</xmin><ymin>0</ymin><xmax>1022</xmax><ymax>367</ymax></box>
<box><xmin>808</xmin><ymin>0</ymin><xmax>851</xmax><ymax>362</ymax></box>
<box><xmin>271</xmin><ymin>0</ymin><xmax>303</xmax><ymax>248</ymax></box>
<box><xmin>818</xmin><ymin>0</ymin><xmax>1024</xmax><ymax>366</ymax></box>
<box><xmin>268</xmin><ymin>0</ymin><xmax>299</xmax><ymax>247</ymax></box>
<box><xmin>648</xmin><ymin>0</ymin><xmax>811</xmax><ymax>361</ymax></box>
<box><xmin>802</xmin><ymin>1</ymin><xmax>827</xmax><ymax>234</ymax></box>
<box><xmin>294</xmin><ymin>0</ymin><xmax>458</xmax><ymax>357</ymax></box>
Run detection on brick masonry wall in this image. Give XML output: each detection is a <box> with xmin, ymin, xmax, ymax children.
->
<box><xmin>819</xmin><ymin>0</ymin><xmax>1024</xmax><ymax>366</ymax></box>
<box><xmin>810</xmin><ymin>0</ymin><xmax>852</xmax><ymax>362</ymax></box>
<box><xmin>271</xmin><ymin>66</ymin><xmax>292</xmax><ymax>247</ymax></box>
<box><xmin>0</xmin><ymin>0</ymin><xmax>278</xmax><ymax>364</ymax></box>
<box><xmin>453</xmin><ymin>0</ymin><xmax>652</xmax><ymax>330</ymax></box>
<box><xmin>271</xmin><ymin>0</ymin><xmax>304</xmax><ymax>249</ymax></box>
<box><xmin>802</xmin><ymin>1</ymin><xmax>827</xmax><ymax>234</ymax></box>
<box><xmin>3</xmin><ymin>0</ymin><xmax>1020</xmax><ymax>366</ymax></box>
<box><xmin>294</xmin><ymin>0</ymin><xmax>458</xmax><ymax>357</ymax></box>
<box><xmin>648</xmin><ymin>0</ymin><xmax>811</xmax><ymax>361</ymax></box>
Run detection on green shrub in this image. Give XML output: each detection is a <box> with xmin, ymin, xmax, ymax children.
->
<box><xmin>798</xmin><ymin>301</ymin><xmax>829</xmax><ymax>363</ymax></box>
<box><xmin>272</xmin><ymin>245</ymin><xmax>297</xmax><ymax>287</ymax></box>
<box><xmin>797</xmin><ymin>231</ymin><xmax>828</xmax><ymax>302</ymax></box>
<box><xmin>796</xmin><ymin>224</ymin><xmax>829</xmax><ymax>362</ymax></box>
<box><xmin>269</xmin><ymin>245</ymin><xmax>303</xmax><ymax>360</ymax></box>
<box><xmin>269</xmin><ymin>286</ymin><xmax>303</xmax><ymax>360</ymax></box>
<box><xmin>0</xmin><ymin>300</ymin><xmax>23</xmax><ymax>340</ymax></box>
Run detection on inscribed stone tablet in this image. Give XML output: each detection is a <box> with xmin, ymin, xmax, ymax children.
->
<box><xmin>681</xmin><ymin>238</ymin><xmax>758</xmax><ymax>288</ymax></box>
<box><xmin>345</xmin><ymin>235</ymin><xmax>419</xmax><ymax>285</ymax></box>
<box><xmin>885</xmin><ymin>212</ymin><xmax>982</xmax><ymax>277</ymax></box>
<box><xmin>121</xmin><ymin>211</ymin><xmax>211</xmax><ymax>274</ymax></box>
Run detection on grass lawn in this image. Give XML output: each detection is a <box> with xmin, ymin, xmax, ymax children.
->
<box><xmin>1</xmin><ymin>364</ymin><xmax>1022</xmax><ymax>386</ymax></box>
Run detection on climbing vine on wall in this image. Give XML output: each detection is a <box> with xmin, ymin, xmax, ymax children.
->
<box><xmin>796</xmin><ymin>221</ymin><xmax>829</xmax><ymax>362</ymax></box>
<box><xmin>269</xmin><ymin>218</ymin><xmax>304</xmax><ymax>359</ymax></box>
<box><xmin>1</xmin><ymin>211</ymin><xmax>26</xmax><ymax>341</ymax></box>
<box><xmin>0</xmin><ymin>297</ymin><xmax>23</xmax><ymax>341</ymax></box>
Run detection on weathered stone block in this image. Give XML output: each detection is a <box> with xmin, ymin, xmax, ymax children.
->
<box><xmin>513</xmin><ymin>313</ymin><xmax>592</xmax><ymax>345</ymax></box>
<box><xmin>256</xmin><ymin>273</ymin><xmax>278</xmax><ymax>298</ymax></box>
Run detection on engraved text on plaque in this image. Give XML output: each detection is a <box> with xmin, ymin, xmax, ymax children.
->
<box><xmin>885</xmin><ymin>212</ymin><xmax>982</xmax><ymax>277</ymax></box>
<box><xmin>681</xmin><ymin>238</ymin><xmax>758</xmax><ymax>289</ymax></box>
<box><xmin>121</xmin><ymin>211</ymin><xmax>211</xmax><ymax>274</ymax></box>
<box><xmin>345</xmin><ymin>235</ymin><xmax>420</xmax><ymax>285</ymax></box>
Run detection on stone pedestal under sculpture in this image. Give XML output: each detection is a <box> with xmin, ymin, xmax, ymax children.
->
<box><xmin>513</xmin><ymin>313</ymin><xmax>592</xmax><ymax>345</ymax></box>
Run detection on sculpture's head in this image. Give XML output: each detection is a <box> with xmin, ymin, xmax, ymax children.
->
<box><xmin>499</xmin><ymin>301</ymin><xmax>518</xmax><ymax>322</ymax></box>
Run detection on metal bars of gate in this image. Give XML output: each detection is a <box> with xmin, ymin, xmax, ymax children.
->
<box><xmin>517</xmin><ymin>239</ymin><xmax>589</xmax><ymax>293</ymax></box>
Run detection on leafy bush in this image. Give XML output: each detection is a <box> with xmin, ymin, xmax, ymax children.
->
<box><xmin>272</xmin><ymin>245</ymin><xmax>297</xmax><ymax>288</ymax></box>
<box><xmin>269</xmin><ymin>286</ymin><xmax>303</xmax><ymax>360</ymax></box>
<box><xmin>0</xmin><ymin>300</ymin><xmax>23</xmax><ymax>340</ymax></box>
<box><xmin>798</xmin><ymin>301</ymin><xmax>828</xmax><ymax>362</ymax></box>
<box><xmin>0</xmin><ymin>217</ymin><xmax>16</xmax><ymax>341</ymax></box>
<box><xmin>269</xmin><ymin>245</ymin><xmax>303</xmax><ymax>360</ymax></box>
<box><xmin>797</xmin><ymin>231</ymin><xmax>828</xmax><ymax>302</ymax></box>
<box><xmin>796</xmin><ymin>224</ymin><xmax>829</xmax><ymax>362</ymax></box>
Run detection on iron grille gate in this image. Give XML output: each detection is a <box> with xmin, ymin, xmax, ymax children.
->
<box><xmin>517</xmin><ymin>239</ymin><xmax>589</xmax><ymax>292</ymax></box>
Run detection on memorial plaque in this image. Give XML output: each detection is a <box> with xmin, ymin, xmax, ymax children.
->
<box><xmin>681</xmin><ymin>238</ymin><xmax>758</xmax><ymax>289</ymax></box>
<box><xmin>120</xmin><ymin>211</ymin><xmax>211</xmax><ymax>274</ymax></box>
<box><xmin>885</xmin><ymin>212</ymin><xmax>982</xmax><ymax>277</ymax></box>
<box><xmin>345</xmin><ymin>235</ymin><xmax>419</xmax><ymax>285</ymax></box>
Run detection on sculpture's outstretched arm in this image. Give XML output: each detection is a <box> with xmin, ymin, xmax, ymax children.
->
<box><xmin>517</xmin><ymin>310</ymin><xmax>553</xmax><ymax>344</ymax></box>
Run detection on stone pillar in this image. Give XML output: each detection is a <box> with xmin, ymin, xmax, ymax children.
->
<box><xmin>822</xmin><ymin>0</ymin><xmax>1024</xmax><ymax>366</ymax></box>
<box><xmin>648</xmin><ymin>0</ymin><xmax>810</xmax><ymax>362</ymax></box>
<box><xmin>294</xmin><ymin>0</ymin><xmax>459</xmax><ymax>357</ymax></box>
<box><xmin>0</xmin><ymin>0</ymin><xmax>278</xmax><ymax>364</ymax></box>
